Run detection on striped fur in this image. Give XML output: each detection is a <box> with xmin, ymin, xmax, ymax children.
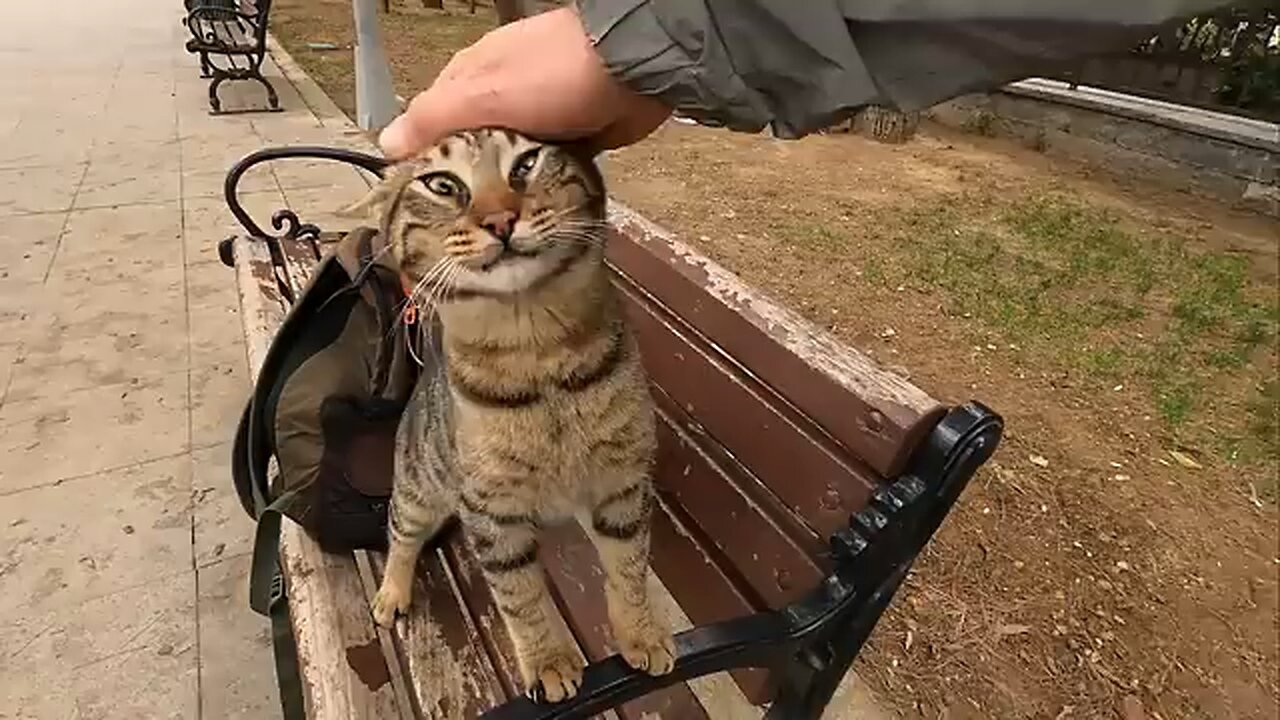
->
<box><xmin>355</xmin><ymin>129</ymin><xmax>674</xmax><ymax>702</ymax></box>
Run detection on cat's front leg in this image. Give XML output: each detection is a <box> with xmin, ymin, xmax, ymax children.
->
<box><xmin>587</xmin><ymin>476</ymin><xmax>676</xmax><ymax>676</ymax></box>
<box><xmin>372</xmin><ymin>464</ymin><xmax>451</xmax><ymax>627</ymax></box>
<box><xmin>462</xmin><ymin>494</ymin><xmax>585</xmax><ymax>702</ymax></box>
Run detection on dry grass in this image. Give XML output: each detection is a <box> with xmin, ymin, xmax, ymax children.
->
<box><xmin>269</xmin><ymin>2</ymin><xmax>1280</xmax><ymax>717</ymax></box>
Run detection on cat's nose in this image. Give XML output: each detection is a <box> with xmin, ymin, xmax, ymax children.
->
<box><xmin>479</xmin><ymin>210</ymin><xmax>517</xmax><ymax>245</ymax></box>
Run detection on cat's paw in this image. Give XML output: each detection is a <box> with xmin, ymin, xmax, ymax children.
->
<box><xmin>371</xmin><ymin>578</ymin><xmax>412</xmax><ymax>628</ymax></box>
<box><xmin>618</xmin><ymin>630</ymin><xmax>676</xmax><ymax>676</ymax></box>
<box><xmin>522</xmin><ymin>648</ymin><xmax>586</xmax><ymax>704</ymax></box>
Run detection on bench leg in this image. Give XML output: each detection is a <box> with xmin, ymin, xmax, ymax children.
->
<box><xmin>208</xmin><ymin>73</ymin><xmax>226</xmax><ymax>114</ymax></box>
<box><xmin>204</xmin><ymin>55</ymin><xmax>283</xmax><ymax>114</ymax></box>
<box><xmin>199</xmin><ymin>52</ymin><xmax>212</xmax><ymax>79</ymax></box>
<box><xmin>254</xmin><ymin>72</ymin><xmax>281</xmax><ymax>111</ymax></box>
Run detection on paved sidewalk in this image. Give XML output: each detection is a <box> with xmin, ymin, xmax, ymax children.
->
<box><xmin>0</xmin><ymin>1</ymin><xmax>370</xmax><ymax>717</ymax></box>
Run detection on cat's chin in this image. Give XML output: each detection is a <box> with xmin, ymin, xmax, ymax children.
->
<box><xmin>460</xmin><ymin>256</ymin><xmax>553</xmax><ymax>296</ymax></box>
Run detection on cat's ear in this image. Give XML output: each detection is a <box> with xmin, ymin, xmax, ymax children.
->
<box><xmin>336</xmin><ymin>183</ymin><xmax>393</xmax><ymax>221</ymax></box>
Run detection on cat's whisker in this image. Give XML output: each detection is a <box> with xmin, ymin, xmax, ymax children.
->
<box><xmin>388</xmin><ymin>257</ymin><xmax>452</xmax><ymax>342</ymax></box>
<box><xmin>420</xmin><ymin>261</ymin><xmax>460</xmax><ymax>332</ymax></box>
<box><xmin>407</xmin><ymin>259</ymin><xmax>460</xmax><ymax>366</ymax></box>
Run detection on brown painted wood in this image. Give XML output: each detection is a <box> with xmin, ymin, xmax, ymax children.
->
<box><xmin>650</xmin><ymin>383</ymin><xmax>825</xmax><ymax>559</ymax></box>
<box><xmin>605</xmin><ymin>202</ymin><xmax>946</xmax><ymax>478</ymax></box>
<box><xmin>369</xmin><ymin>549</ymin><xmax>508</xmax><ymax>719</ymax></box>
<box><xmin>540</xmin><ymin>523</ymin><xmax>709</xmax><ymax>720</ymax></box>
<box><xmin>648</xmin><ymin>499</ymin><xmax>774</xmax><ymax>705</ymax></box>
<box><xmin>438</xmin><ymin>530</ymin><xmax>524</xmax><ymax>699</ymax></box>
<box><xmin>613</xmin><ymin>272</ymin><xmax>879</xmax><ymax>540</ymax></box>
<box><xmin>651</xmin><ymin>412</ymin><xmax>824</xmax><ymax>609</ymax></box>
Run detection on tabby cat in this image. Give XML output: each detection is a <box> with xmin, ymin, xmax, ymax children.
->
<box><xmin>343</xmin><ymin>128</ymin><xmax>675</xmax><ymax>702</ymax></box>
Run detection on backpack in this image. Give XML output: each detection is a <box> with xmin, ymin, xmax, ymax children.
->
<box><xmin>231</xmin><ymin>226</ymin><xmax>423</xmax><ymax>617</ymax></box>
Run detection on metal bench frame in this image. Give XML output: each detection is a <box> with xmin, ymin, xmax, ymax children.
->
<box><xmin>219</xmin><ymin>146</ymin><xmax>1004</xmax><ymax>719</ymax></box>
<box><xmin>183</xmin><ymin>0</ymin><xmax>281</xmax><ymax>114</ymax></box>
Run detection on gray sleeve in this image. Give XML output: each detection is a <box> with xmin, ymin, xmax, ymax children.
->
<box><xmin>576</xmin><ymin>0</ymin><xmax>1237</xmax><ymax>138</ymax></box>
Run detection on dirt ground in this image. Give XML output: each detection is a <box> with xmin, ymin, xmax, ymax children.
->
<box><xmin>270</xmin><ymin>2</ymin><xmax>1280</xmax><ymax>718</ymax></box>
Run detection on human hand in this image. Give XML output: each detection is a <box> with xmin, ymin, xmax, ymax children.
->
<box><xmin>377</xmin><ymin>7</ymin><xmax>671</xmax><ymax>159</ymax></box>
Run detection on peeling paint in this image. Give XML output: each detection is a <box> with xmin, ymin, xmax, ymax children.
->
<box><xmin>345</xmin><ymin>640</ymin><xmax>391</xmax><ymax>691</ymax></box>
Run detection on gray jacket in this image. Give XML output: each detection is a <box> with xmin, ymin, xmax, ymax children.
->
<box><xmin>577</xmin><ymin>0</ymin><xmax>1238</xmax><ymax>138</ymax></box>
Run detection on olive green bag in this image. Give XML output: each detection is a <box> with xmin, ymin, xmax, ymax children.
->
<box><xmin>230</xmin><ymin>227</ymin><xmax>422</xmax><ymax>618</ymax></box>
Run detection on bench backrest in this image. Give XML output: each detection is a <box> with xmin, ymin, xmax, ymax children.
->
<box><xmin>188</xmin><ymin>0</ymin><xmax>270</xmax><ymax>44</ymax></box>
<box><xmin>585</xmin><ymin>201</ymin><xmax>946</xmax><ymax>702</ymax></box>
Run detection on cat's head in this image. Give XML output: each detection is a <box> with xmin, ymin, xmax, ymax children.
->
<box><xmin>344</xmin><ymin>128</ymin><xmax>606</xmax><ymax>297</ymax></box>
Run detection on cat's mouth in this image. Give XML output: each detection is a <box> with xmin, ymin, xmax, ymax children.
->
<box><xmin>478</xmin><ymin>244</ymin><xmax>542</xmax><ymax>272</ymax></box>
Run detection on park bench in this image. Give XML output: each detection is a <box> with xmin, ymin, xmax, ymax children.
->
<box><xmin>217</xmin><ymin>145</ymin><xmax>1004</xmax><ymax>719</ymax></box>
<box><xmin>182</xmin><ymin>0</ymin><xmax>281</xmax><ymax>114</ymax></box>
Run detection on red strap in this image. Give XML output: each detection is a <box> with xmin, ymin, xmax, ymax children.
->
<box><xmin>400</xmin><ymin>273</ymin><xmax>417</xmax><ymax>325</ymax></box>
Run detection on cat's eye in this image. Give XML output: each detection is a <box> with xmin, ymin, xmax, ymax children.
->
<box><xmin>509</xmin><ymin>149</ymin><xmax>540</xmax><ymax>185</ymax></box>
<box><xmin>420</xmin><ymin>173</ymin><xmax>462</xmax><ymax>198</ymax></box>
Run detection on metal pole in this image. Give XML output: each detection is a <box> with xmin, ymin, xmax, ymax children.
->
<box><xmin>352</xmin><ymin>0</ymin><xmax>400</xmax><ymax>132</ymax></box>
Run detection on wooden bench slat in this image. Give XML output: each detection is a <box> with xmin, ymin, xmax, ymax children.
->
<box><xmin>370</xmin><ymin>549</ymin><xmax>509</xmax><ymax>718</ymax></box>
<box><xmin>614</xmin><ymin>273</ymin><xmax>878</xmax><ymax>541</ymax></box>
<box><xmin>540</xmin><ymin>523</ymin><xmax>709</xmax><ymax>720</ymax></box>
<box><xmin>234</xmin><ymin>238</ymin><xmax>289</xmax><ymax>375</ymax></box>
<box><xmin>648</xmin><ymin>499</ymin><xmax>773</xmax><ymax>705</ymax></box>
<box><xmin>440</xmin><ymin>536</ymin><xmax>525</xmax><ymax>698</ymax></box>
<box><xmin>236</xmin><ymin>237</ymin><xmax>409</xmax><ymax>720</ymax></box>
<box><xmin>606</xmin><ymin>202</ymin><xmax>946</xmax><ymax>478</ymax></box>
<box><xmin>650</xmin><ymin>385</ymin><xmax>826</xmax><ymax>558</ymax></box>
<box><xmin>651</xmin><ymin>413</ymin><xmax>824</xmax><ymax>609</ymax></box>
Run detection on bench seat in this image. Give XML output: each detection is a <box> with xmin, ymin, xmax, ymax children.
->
<box><xmin>220</xmin><ymin>146</ymin><xmax>1004</xmax><ymax>719</ymax></box>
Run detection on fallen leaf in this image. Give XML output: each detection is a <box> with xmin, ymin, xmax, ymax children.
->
<box><xmin>997</xmin><ymin>623</ymin><xmax>1032</xmax><ymax>637</ymax></box>
<box><xmin>904</xmin><ymin>630</ymin><xmax>914</xmax><ymax>652</ymax></box>
<box><xmin>1030</xmin><ymin>455</ymin><xmax>1050</xmax><ymax>468</ymax></box>
<box><xmin>1169</xmin><ymin>450</ymin><xmax>1203</xmax><ymax>469</ymax></box>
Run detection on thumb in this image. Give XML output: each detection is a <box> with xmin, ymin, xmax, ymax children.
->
<box><xmin>379</xmin><ymin>83</ymin><xmax>484</xmax><ymax>159</ymax></box>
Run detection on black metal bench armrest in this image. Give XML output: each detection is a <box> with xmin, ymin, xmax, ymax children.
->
<box><xmin>479</xmin><ymin>403</ymin><xmax>1003</xmax><ymax>720</ymax></box>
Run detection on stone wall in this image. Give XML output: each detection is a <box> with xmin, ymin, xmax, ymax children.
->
<box><xmin>927</xmin><ymin>80</ymin><xmax>1279</xmax><ymax>218</ymax></box>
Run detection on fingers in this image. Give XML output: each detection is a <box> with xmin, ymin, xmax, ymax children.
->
<box><xmin>376</xmin><ymin>6</ymin><xmax>671</xmax><ymax>159</ymax></box>
<box><xmin>379</xmin><ymin>80</ymin><xmax>494</xmax><ymax>159</ymax></box>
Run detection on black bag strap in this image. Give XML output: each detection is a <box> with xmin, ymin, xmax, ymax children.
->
<box><xmin>355</xmin><ymin>229</ymin><xmax>406</xmax><ymax>398</ymax></box>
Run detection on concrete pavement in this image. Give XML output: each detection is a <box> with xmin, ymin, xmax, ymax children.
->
<box><xmin>0</xmin><ymin>2</ymin><xmax>894</xmax><ymax>717</ymax></box>
<box><xmin>0</xmin><ymin>1</ymin><xmax>370</xmax><ymax>717</ymax></box>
